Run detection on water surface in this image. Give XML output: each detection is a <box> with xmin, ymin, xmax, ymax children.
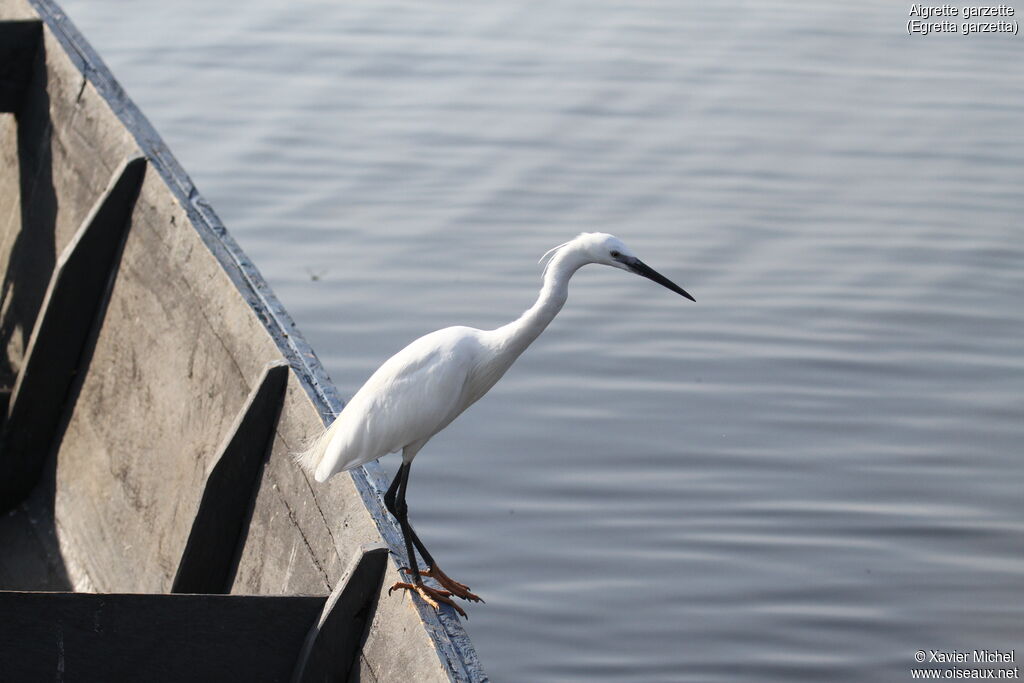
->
<box><xmin>59</xmin><ymin>1</ymin><xmax>1024</xmax><ymax>680</ymax></box>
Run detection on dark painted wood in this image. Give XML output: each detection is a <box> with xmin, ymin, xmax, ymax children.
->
<box><xmin>0</xmin><ymin>20</ymin><xmax>41</xmax><ymax>112</ymax></box>
<box><xmin>172</xmin><ymin>361</ymin><xmax>289</xmax><ymax>594</ymax></box>
<box><xmin>0</xmin><ymin>590</ymin><xmax>325</xmax><ymax>683</ymax></box>
<box><xmin>0</xmin><ymin>156</ymin><xmax>146</xmax><ymax>512</ymax></box>
<box><xmin>291</xmin><ymin>545</ymin><xmax>389</xmax><ymax>683</ymax></box>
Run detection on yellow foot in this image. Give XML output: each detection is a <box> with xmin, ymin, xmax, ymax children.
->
<box><xmin>400</xmin><ymin>565</ymin><xmax>484</xmax><ymax>603</ymax></box>
<box><xmin>389</xmin><ymin>581</ymin><xmax>468</xmax><ymax>618</ymax></box>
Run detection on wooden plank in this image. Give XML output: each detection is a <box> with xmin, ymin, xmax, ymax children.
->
<box><xmin>0</xmin><ymin>156</ymin><xmax>145</xmax><ymax>511</ymax></box>
<box><xmin>173</xmin><ymin>360</ymin><xmax>290</xmax><ymax>594</ymax></box>
<box><xmin>291</xmin><ymin>545</ymin><xmax>388</xmax><ymax>683</ymax></box>
<box><xmin>1</xmin><ymin>12</ymin><xmax>140</xmax><ymax>382</ymax></box>
<box><xmin>0</xmin><ymin>493</ymin><xmax>70</xmax><ymax>591</ymax></box>
<box><xmin>0</xmin><ymin>590</ymin><xmax>325</xmax><ymax>683</ymax></box>
<box><xmin>49</xmin><ymin>168</ymin><xmax>267</xmax><ymax>593</ymax></box>
<box><xmin>0</xmin><ymin>20</ymin><xmax>40</xmax><ymax>112</ymax></box>
<box><xmin>0</xmin><ymin>18</ymin><xmax>51</xmax><ymax>396</ymax></box>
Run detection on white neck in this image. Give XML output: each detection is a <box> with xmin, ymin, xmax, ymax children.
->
<box><xmin>491</xmin><ymin>244</ymin><xmax>588</xmax><ymax>358</ymax></box>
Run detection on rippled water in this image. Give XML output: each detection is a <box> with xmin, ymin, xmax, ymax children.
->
<box><xmin>59</xmin><ymin>1</ymin><xmax>1024</xmax><ymax>680</ymax></box>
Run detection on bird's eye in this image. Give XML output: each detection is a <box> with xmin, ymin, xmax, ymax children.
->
<box><xmin>610</xmin><ymin>250</ymin><xmax>621</xmax><ymax>259</ymax></box>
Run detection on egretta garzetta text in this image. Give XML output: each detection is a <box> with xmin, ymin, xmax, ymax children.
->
<box><xmin>297</xmin><ymin>232</ymin><xmax>694</xmax><ymax>616</ymax></box>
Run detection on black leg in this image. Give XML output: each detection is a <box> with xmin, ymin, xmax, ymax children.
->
<box><xmin>384</xmin><ymin>463</ymin><xmax>437</xmax><ymax>570</ymax></box>
<box><xmin>383</xmin><ymin>462</ymin><xmax>480</xmax><ymax>613</ymax></box>
<box><xmin>408</xmin><ymin>524</ymin><xmax>436</xmax><ymax>569</ymax></box>
<box><xmin>389</xmin><ymin>463</ymin><xmax>422</xmax><ymax>585</ymax></box>
<box><xmin>383</xmin><ymin>464</ymin><xmax>402</xmax><ymax>518</ymax></box>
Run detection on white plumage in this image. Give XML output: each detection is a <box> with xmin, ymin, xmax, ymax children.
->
<box><xmin>298</xmin><ymin>231</ymin><xmax>694</xmax><ymax>482</ymax></box>
<box><xmin>295</xmin><ymin>232</ymin><xmax>693</xmax><ymax>616</ymax></box>
<box><xmin>298</xmin><ymin>326</ymin><xmax>494</xmax><ymax>480</ymax></box>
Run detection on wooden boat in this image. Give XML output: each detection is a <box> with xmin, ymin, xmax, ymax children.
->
<box><xmin>0</xmin><ymin>0</ymin><xmax>485</xmax><ymax>680</ymax></box>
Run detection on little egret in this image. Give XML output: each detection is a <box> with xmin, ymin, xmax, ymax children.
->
<box><xmin>297</xmin><ymin>232</ymin><xmax>694</xmax><ymax>617</ymax></box>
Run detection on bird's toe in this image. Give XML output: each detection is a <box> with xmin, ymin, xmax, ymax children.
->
<box><xmin>389</xmin><ymin>580</ymin><xmax>468</xmax><ymax>618</ymax></box>
<box><xmin>400</xmin><ymin>565</ymin><xmax>484</xmax><ymax>603</ymax></box>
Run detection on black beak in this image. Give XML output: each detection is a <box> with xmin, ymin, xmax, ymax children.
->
<box><xmin>628</xmin><ymin>258</ymin><xmax>695</xmax><ymax>302</ymax></box>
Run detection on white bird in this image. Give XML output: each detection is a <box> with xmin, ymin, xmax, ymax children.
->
<box><xmin>297</xmin><ymin>232</ymin><xmax>694</xmax><ymax>616</ymax></box>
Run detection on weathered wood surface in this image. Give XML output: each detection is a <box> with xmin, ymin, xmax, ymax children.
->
<box><xmin>291</xmin><ymin>545</ymin><xmax>388</xmax><ymax>683</ymax></box>
<box><xmin>0</xmin><ymin>0</ymin><xmax>486</xmax><ymax>679</ymax></box>
<box><xmin>0</xmin><ymin>12</ymin><xmax>137</xmax><ymax>395</ymax></box>
<box><xmin>49</xmin><ymin>152</ymin><xmax>292</xmax><ymax>593</ymax></box>
<box><xmin>0</xmin><ymin>545</ymin><xmax>389</xmax><ymax>683</ymax></box>
<box><xmin>0</xmin><ymin>591</ymin><xmax>325</xmax><ymax>683</ymax></box>
<box><xmin>0</xmin><ymin>156</ymin><xmax>145</xmax><ymax>511</ymax></box>
<box><xmin>173</xmin><ymin>360</ymin><xmax>289</xmax><ymax>594</ymax></box>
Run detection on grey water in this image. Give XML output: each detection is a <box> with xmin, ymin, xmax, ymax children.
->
<box><xmin>59</xmin><ymin>1</ymin><xmax>1023</xmax><ymax>680</ymax></box>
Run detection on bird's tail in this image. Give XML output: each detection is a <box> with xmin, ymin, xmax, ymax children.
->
<box><xmin>293</xmin><ymin>423</ymin><xmax>334</xmax><ymax>479</ymax></box>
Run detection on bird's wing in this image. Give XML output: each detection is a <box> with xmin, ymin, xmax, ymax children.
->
<box><xmin>312</xmin><ymin>328</ymin><xmax>479</xmax><ymax>481</ymax></box>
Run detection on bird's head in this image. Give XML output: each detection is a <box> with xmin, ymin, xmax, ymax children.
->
<box><xmin>573</xmin><ymin>232</ymin><xmax>696</xmax><ymax>302</ymax></box>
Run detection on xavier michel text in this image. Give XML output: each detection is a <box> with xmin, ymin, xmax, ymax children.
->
<box><xmin>920</xmin><ymin>650</ymin><xmax>1017</xmax><ymax>664</ymax></box>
